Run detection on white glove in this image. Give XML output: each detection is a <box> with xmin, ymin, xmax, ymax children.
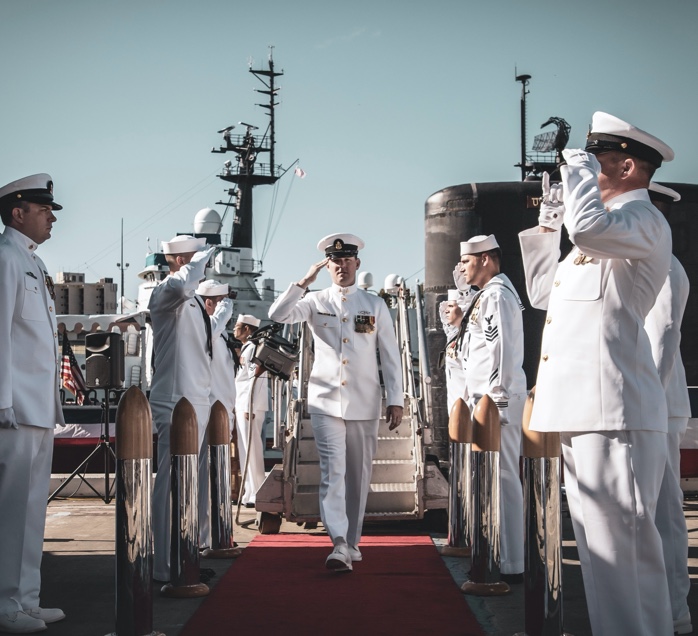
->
<box><xmin>561</xmin><ymin>148</ymin><xmax>602</xmax><ymax>174</ymax></box>
<box><xmin>0</xmin><ymin>407</ymin><xmax>18</xmax><ymax>429</ymax></box>
<box><xmin>497</xmin><ymin>406</ymin><xmax>509</xmax><ymax>425</ymax></box>
<box><xmin>216</xmin><ymin>296</ymin><xmax>234</xmax><ymax>316</ymax></box>
<box><xmin>438</xmin><ymin>300</ymin><xmax>449</xmax><ymax>325</ymax></box>
<box><xmin>453</xmin><ymin>264</ymin><xmax>470</xmax><ymax>292</ymax></box>
<box><xmin>190</xmin><ymin>246</ymin><xmax>216</xmax><ymax>268</ymax></box>
<box><xmin>538</xmin><ymin>171</ymin><xmax>565</xmax><ymax>231</ymax></box>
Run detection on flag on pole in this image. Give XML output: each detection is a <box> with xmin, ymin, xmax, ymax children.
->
<box><xmin>294</xmin><ymin>166</ymin><xmax>306</xmax><ymax>179</ymax></box>
<box><xmin>61</xmin><ymin>336</ymin><xmax>87</xmax><ymax>405</ymax></box>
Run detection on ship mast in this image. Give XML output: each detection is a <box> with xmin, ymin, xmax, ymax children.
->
<box><xmin>212</xmin><ymin>47</ymin><xmax>283</xmax><ymax>250</ymax></box>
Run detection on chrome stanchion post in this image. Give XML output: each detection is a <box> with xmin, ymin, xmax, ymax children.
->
<box><xmin>514</xmin><ymin>388</ymin><xmax>573</xmax><ymax>636</ymax></box>
<box><xmin>203</xmin><ymin>401</ymin><xmax>243</xmax><ymax>559</ymax></box>
<box><xmin>461</xmin><ymin>394</ymin><xmax>509</xmax><ymax>596</ymax></box>
<box><xmin>161</xmin><ymin>398</ymin><xmax>209</xmax><ymax>598</ymax></box>
<box><xmin>109</xmin><ymin>386</ymin><xmax>164</xmax><ymax>636</ymax></box>
<box><xmin>442</xmin><ymin>398</ymin><xmax>472</xmax><ymax>557</ymax></box>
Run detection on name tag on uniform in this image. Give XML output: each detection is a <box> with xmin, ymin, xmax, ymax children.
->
<box><xmin>354</xmin><ymin>314</ymin><xmax>375</xmax><ymax>333</ymax></box>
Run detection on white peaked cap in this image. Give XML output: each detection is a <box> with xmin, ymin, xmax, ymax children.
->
<box><xmin>586</xmin><ymin>111</ymin><xmax>674</xmax><ymax>166</ymax></box>
<box><xmin>196</xmin><ymin>279</ymin><xmax>229</xmax><ymax>296</ymax></box>
<box><xmin>162</xmin><ymin>235</ymin><xmax>207</xmax><ymax>254</ymax></box>
<box><xmin>236</xmin><ymin>313</ymin><xmax>260</xmax><ymax>328</ymax></box>
<box><xmin>649</xmin><ymin>182</ymin><xmax>681</xmax><ymax>202</ymax></box>
<box><xmin>447</xmin><ymin>289</ymin><xmax>460</xmax><ymax>301</ymax></box>
<box><xmin>460</xmin><ymin>234</ymin><xmax>499</xmax><ymax>255</ymax></box>
<box><xmin>316</xmin><ymin>232</ymin><xmax>365</xmax><ymax>255</ymax></box>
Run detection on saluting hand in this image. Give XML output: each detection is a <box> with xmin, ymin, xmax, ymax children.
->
<box><xmin>297</xmin><ymin>257</ymin><xmax>330</xmax><ymax>289</ymax></box>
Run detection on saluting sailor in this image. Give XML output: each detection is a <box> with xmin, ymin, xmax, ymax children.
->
<box><xmin>0</xmin><ymin>174</ymin><xmax>66</xmax><ymax>633</ymax></box>
<box><xmin>233</xmin><ymin>313</ymin><xmax>268</xmax><ymax>508</ymax></box>
<box><xmin>148</xmin><ymin>234</ymin><xmax>216</xmax><ymax>582</ymax></box>
<box><xmin>268</xmin><ymin>233</ymin><xmax>404</xmax><ymax>572</ymax></box>
<box><xmin>195</xmin><ymin>279</ymin><xmax>235</xmax><ymax>547</ymax></box>
<box><xmin>519</xmin><ymin>112</ymin><xmax>675</xmax><ymax>636</ymax></box>
<box><xmin>439</xmin><ymin>289</ymin><xmax>468</xmax><ymax>412</ymax></box>
<box><xmin>457</xmin><ymin>234</ymin><xmax>526</xmax><ymax>582</ymax></box>
<box><xmin>646</xmin><ymin>183</ymin><xmax>692</xmax><ymax>636</ymax></box>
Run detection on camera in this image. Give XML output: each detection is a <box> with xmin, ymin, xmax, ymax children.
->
<box><xmin>249</xmin><ymin>322</ymin><xmax>299</xmax><ymax>381</ymax></box>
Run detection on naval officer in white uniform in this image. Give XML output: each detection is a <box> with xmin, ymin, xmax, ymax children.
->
<box><xmin>439</xmin><ymin>288</ymin><xmax>472</xmax><ymax>412</ymax></box>
<box><xmin>233</xmin><ymin>313</ymin><xmax>268</xmax><ymax>507</ymax></box>
<box><xmin>195</xmin><ymin>279</ymin><xmax>235</xmax><ymax>547</ymax></box>
<box><xmin>457</xmin><ymin>234</ymin><xmax>526</xmax><ymax>580</ymax></box>
<box><xmin>646</xmin><ymin>183</ymin><xmax>692</xmax><ymax>636</ymax></box>
<box><xmin>268</xmin><ymin>233</ymin><xmax>404</xmax><ymax>571</ymax></box>
<box><xmin>519</xmin><ymin>112</ymin><xmax>674</xmax><ymax>635</ymax></box>
<box><xmin>0</xmin><ymin>174</ymin><xmax>66</xmax><ymax>633</ymax></box>
<box><xmin>149</xmin><ymin>235</ymin><xmax>215</xmax><ymax>582</ymax></box>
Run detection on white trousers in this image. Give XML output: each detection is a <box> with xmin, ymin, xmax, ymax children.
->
<box><xmin>656</xmin><ymin>422</ymin><xmax>691</xmax><ymax>631</ymax></box>
<box><xmin>561</xmin><ymin>430</ymin><xmax>673</xmax><ymax>636</ymax></box>
<box><xmin>310</xmin><ymin>415</ymin><xmax>379</xmax><ymax>548</ymax></box>
<box><xmin>0</xmin><ymin>425</ymin><xmax>53</xmax><ymax>613</ymax></box>
<box><xmin>499</xmin><ymin>394</ymin><xmax>524</xmax><ymax>575</ymax></box>
<box><xmin>151</xmin><ymin>400</ymin><xmax>210</xmax><ymax>581</ymax></box>
<box><xmin>237</xmin><ymin>410</ymin><xmax>266</xmax><ymax>505</ymax></box>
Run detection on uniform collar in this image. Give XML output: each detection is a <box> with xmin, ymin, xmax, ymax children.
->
<box><xmin>605</xmin><ymin>188</ymin><xmax>651</xmax><ymax>211</ymax></box>
<box><xmin>331</xmin><ymin>282</ymin><xmax>358</xmax><ymax>296</ymax></box>
<box><xmin>3</xmin><ymin>226</ymin><xmax>39</xmax><ymax>253</ymax></box>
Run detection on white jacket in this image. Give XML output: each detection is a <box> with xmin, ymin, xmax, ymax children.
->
<box><xmin>269</xmin><ymin>282</ymin><xmax>403</xmax><ymax>420</ymax></box>
<box><xmin>462</xmin><ymin>274</ymin><xmax>527</xmax><ymax>422</ymax></box>
<box><xmin>235</xmin><ymin>340</ymin><xmax>269</xmax><ymax>415</ymax></box>
<box><xmin>148</xmin><ymin>259</ymin><xmax>212</xmax><ymax>407</ymax></box>
<box><xmin>519</xmin><ymin>168</ymin><xmax>671</xmax><ymax>433</ymax></box>
<box><xmin>644</xmin><ymin>255</ymin><xmax>691</xmax><ymax>428</ymax></box>
<box><xmin>208</xmin><ymin>298</ymin><xmax>236</xmax><ymax>413</ymax></box>
<box><xmin>0</xmin><ymin>227</ymin><xmax>63</xmax><ymax>428</ymax></box>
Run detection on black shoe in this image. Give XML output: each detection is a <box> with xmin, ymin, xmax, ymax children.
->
<box><xmin>199</xmin><ymin>567</ymin><xmax>216</xmax><ymax>584</ymax></box>
<box><xmin>501</xmin><ymin>573</ymin><xmax>524</xmax><ymax>584</ymax></box>
<box><xmin>245</xmin><ymin>503</ymin><xmax>255</xmax><ymax>509</ymax></box>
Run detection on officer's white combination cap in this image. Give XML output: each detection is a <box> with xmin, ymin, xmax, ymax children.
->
<box><xmin>316</xmin><ymin>233</ymin><xmax>365</xmax><ymax>257</ymax></box>
<box><xmin>196</xmin><ymin>279</ymin><xmax>229</xmax><ymax>296</ymax></box>
<box><xmin>236</xmin><ymin>314</ymin><xmax>260</xmax><ymax>327</ymax></box>
<box><xmin>162</xmin><ymin>235</ymin><xmax>207</xmax><ymax>254</ymax></box>
<box><xmin>585</xmin><ymin>111</ymin><xmax>674</xmax><ymax>167</ymax></box>
<box><xmin>649</xmin><ymin>182</ymin><xmax>681</xmax><ymax>203</ymax></box>
<box><xmin>460</xmin><ymin>234</ymin><xmax>499</xmax><ymax>255</ymax></box>
<box><xmin>0</xmin><ymin>173</ymin><xmax>62</xmax><ymax>210</ymax></box>
<box><xmin>447</xmin><ymin>289</ymin><xmax>461</xmax><ymax>301</ymax></box>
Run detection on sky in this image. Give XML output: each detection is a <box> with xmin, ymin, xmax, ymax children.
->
<box><xmin>2</xmin><ymin>0</ymin><xmax>697</xmax><ymax>306</ymax></box>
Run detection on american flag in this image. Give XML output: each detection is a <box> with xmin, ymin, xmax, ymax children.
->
<box><xmin>61</xmin><ymin>337</ymin><xmax>87</xmax><ymax>405</ymax></box>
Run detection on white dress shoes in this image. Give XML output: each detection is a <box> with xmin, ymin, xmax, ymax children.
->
<box><xmin>348</xmin><ymin>545</ymin><xmax>362</xmax><ymax>562</ymax></box>
<box><xmin>325</xmin><ymin>543</ymin><xmax>353</xmax><ymax>572</ymax></box>
<box><xmin>24</xmin><ymin>609</ymin><xmax>65</xmax><ymax>625</ymax></box>
<box><xmin>0</xmin><ymin>611</ymin><xmax>47</xmax><ymax>634</ymax></box>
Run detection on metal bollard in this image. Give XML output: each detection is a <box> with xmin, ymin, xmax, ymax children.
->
<box><xmin>514</xmin><ymin>388</ymin><xmax>573</xmax><ymax>636</ymax></box>
<box><xmin>161</xmin><ymin>398</ymin><xmax>209</xmax><ymax>598</ymax></box>
<box><xmin>108</xmin><ymin>386</ymin><xmax>164</xmax><ymax>636</ymax></box>
<box><xmin>443</xmin><ymin>398</ymin><xmax>472</xmax><ymax>557</ymax></box>
<box><xmin>203</xmin><ymin>401</ymin><xmax>243</xmax><ymax>559</ymax></box>
<box><xmin>461</xmin><ymin>394</ymin><xmax>509</xmax><ymax>596</ymax></box>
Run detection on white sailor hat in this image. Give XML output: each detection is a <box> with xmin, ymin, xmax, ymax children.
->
<box><xmin>447</xmin><ymin>289</ymin><xmax>461</xmax><ymax>301</ymax></box>
<box><xmin>196</xmin><ymin>279</ymin><xmax>229</xmax><ymax>296</ymax></box>
<box><xmin>236</xmin><ymin>313</ymin><xmax>260</xmax><ymax>328</ymax></box>
<box><xmin>162</xmin><ymin>235</ymin><xmax>207</xmax><ymax>254</ymax></box>
<box><xmin>460</xmin><ymin>234</ymin><xmax>499</xmax><ymax>255</ymax></box>
<box><xmin>316</xmin><ymin>233</ymin><xmax>365</xmax><ymax>259</ymax></box>
<box><xmin>0</xmin><ymin>173</ymin><xmax>62</xmax><ymax>210</ymax></box>
<box><xmin>585</xmin><ymin>112</ymin><xmax>674</xmax><ymax>167</ymax></box>
<box><xmin>649</xmin><ymin>182</ymin><xmax>681</xmax><ymax>203</ymax></box>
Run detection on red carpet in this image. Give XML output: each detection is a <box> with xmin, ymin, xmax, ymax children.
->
<box><xmin>181</xmin><ymin>534</ymin><xmax>485</xmax><ymax>635</ymax></box>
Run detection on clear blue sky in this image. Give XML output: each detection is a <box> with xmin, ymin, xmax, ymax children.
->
<box><xmin>2</xmin><ymin>0</ymin><xmax>696</xmax><ymax>304</ymax></box>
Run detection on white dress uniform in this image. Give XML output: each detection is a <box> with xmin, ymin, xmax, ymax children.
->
<box><xmin>269</xmin><ymin>280</ymin><xmax>403</xmax><ymax>548</ymax></box>
<box><xmin>148</xmin><ymin>239</ymin><xmax>213</xmax><ymax>581</ymax></box>
<box><xmin>0</xmin><ymin>226</ymin><xmax>64</xmax><ymax>616</ymax></box>
<box><xmin>234</xmin><ymin>338</ymin><xmax>268</xmax><ymax>506</ymax></box>
<box><xmin>461</xmin><ymin>270</ymin><xmax>526</xmax><ymax>575</ymax></box>
<box><xmin>439</xmin><ymin>288</ymin><xmax>473</xmax><ymax>412</ymax></box>
<box><xmin>519</xmin><ymin>135</ymin><xmax>674</xmax><ymax>633</ymax></box>
<box><xmin>199</xmin><ymin>293</ymin><xmax>234</xmax><ymax>546</ymax></box>
<box><xmin>645</xmin><ymin>255</ymin><xmax>692</xmax><ymax>635</ymax></box>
